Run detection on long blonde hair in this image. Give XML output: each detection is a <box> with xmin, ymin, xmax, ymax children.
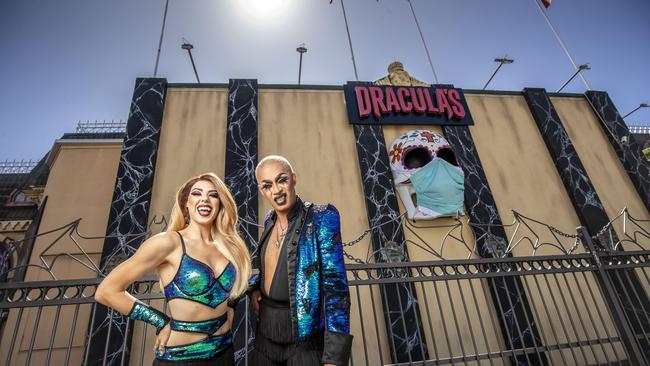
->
<box><xmin>168</xmin><ymin>173</ymin><xmax>251</xmax><ymax>299</ymax></box>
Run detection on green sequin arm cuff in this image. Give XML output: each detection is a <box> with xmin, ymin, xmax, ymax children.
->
<box><xmin>128</xmin><ymin>301</ymin><xmax>170</xmax><ymax>334</ymax></box>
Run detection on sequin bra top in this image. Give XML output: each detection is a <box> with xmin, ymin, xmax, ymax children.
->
<box><xmin>163</xmin><ymin>232</ymin><xmax>236</xmax><ymax>308</ymax></box>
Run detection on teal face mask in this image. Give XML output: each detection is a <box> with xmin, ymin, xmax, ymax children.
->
<box><xmin>409</xmin><ymin>158</ymin><xmax>465</xmax><ymax>218</ymax></box>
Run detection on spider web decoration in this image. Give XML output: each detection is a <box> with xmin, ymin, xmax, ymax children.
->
<box><xmin>339</xmin><ymin>208</ymin><xmax>650</xmax><ymax>263</ymax></box>
<box><xmin>2</xmin><ymin>207</ymin><xmax>646</xmax><ymax>279</ymax></box>
<box><xmin>591</xmin><ymin>207</ymin><xmax>650</xmax><ymax>252</ymax></box>
<box><xmin>0</xmin><ymin>216</ymin><xmax>167</xmax><ymax>281</ymax></box>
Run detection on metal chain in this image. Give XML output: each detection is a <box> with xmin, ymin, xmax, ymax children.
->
<box><xmin>591</xmin><ymin>223</ymin><xmax>613</xmax><ymax>240</ymax></box>
<box><xmin>343</xmin><ymin>251</ymin><xmax>366</xmax><ymax>264</ymax></box>
<box><xmin>341</xmin><ymin>215</ymin><xmax>407</xmax><ymax>264</ymax></box>
<box><xmin>548</xmin><ymin>225</ymin><xmax>579</xmax><ymax>239</ymax></box>
<box><xmin>343</xmin><ymin>228</ymin><xmax>372</xmax><ymax>247</ymax></box>
<box><xmin>343</xmin><ymin>214</ymin><xmax>405</xmax><ymax>247</ymax></box>
<box><xmin>342</xmin><ymin>227</ymin><xmax>373</xmax><ymax>264</ymax></box>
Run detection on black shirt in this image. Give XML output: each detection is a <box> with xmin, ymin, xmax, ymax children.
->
<box><xmin>257</xmin><ymin>199</ymin><xmax>305</xmax><ymax>346</ymax></box>
<box><xmin>260</xmin><ymin>226</ymin><xmax>290</xmax><ymax>302</ymax></box>
<box><xmin>260</xmin><ymin>198</ymin><xmax>303</xmax><ymax>303</ymax></box>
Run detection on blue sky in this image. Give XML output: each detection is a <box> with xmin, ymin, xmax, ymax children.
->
<box><xmin>1</xmin><ymin>0</ymin><xmax>649</xmax><ymax>161</ymax></box>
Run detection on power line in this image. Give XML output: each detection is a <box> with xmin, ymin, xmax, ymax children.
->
<box><xmin>339</xmin><ymin>0</ymin><xmax>359</xmax><ymax>80</ymax></box>
<box><xmin>153</xmin><ymin>0</ymin><xmax>170</xmax><ymax>77</ymax></box>
<box><xmin>407</xmin><ymin>0</ymin><xmax>439</xmax><ymax>84</ymax></box>
<box><xmin>533</xmin><ymin>0</ymin><xmax>591</xmax><ymax>90</ymax></box>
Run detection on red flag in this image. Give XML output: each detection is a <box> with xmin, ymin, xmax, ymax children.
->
<box><xmin>541</xmin><ymin>0</ymin><xmax>552</xmax><ymax>8</ymax></box>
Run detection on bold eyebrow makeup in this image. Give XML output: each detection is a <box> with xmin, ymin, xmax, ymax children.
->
<box><xmin>261</xmin><ymin>172</ymin><xmax>284</xmax><ymax>184</ymax></box>
<box><xmin>191</xmin><ymin>188</ymin><xmax>218</xmax><ymax>194</ymax></box>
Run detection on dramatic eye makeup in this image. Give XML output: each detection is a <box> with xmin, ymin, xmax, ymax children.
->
<box><xmin>260</xmin><ymin>172</ymin><xmax>290</xmax><ymax>191</ymax></box>
<box><xmin>190</xmin><ymin>188</ymin><xmax>218</xmax><ymax>198</ymax></box>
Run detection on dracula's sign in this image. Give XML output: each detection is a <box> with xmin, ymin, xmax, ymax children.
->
<box><xmin>344</xmin><ymin>82</ymin><xmax>473</xmax><ymax>126</ymax></box>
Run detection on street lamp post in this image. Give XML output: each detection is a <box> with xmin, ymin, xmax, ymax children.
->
<box><xmin>297</xmin><ymin>44</ymin><xmax>307</xmax><ymax>85</ymax></box>
<box><xmin>153</xmin><ymin>0</ymin><xmax>170</xmax><ymax>77</ymax></box>
<box><xmin>623</xmin><ymin>103</ymin><xmax>650</xmax><ymax>119</ymax></box>
<box><xmin>482</xmin><ymin>57</ymin><xmax>514</xmax><ymax>90</ymax></box>
<box><xmin>557</xmin><ymin>63</ymin><xmax>590</xmax><ymax>93</ymax></box>
<box><xmin>181</xmin><ymin>39</ymin><xmax>200</xmax><ymax>84</ymax></box>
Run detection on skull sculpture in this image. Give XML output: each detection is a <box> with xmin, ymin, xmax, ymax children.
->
<box><xmin>388</xmin><ymin>130</ymin><xmax>465</xmax><ymax>220</ymax></box>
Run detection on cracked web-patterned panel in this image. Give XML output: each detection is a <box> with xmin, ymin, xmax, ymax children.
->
<box><xmin>586</xmin><ymin>91</ymin><xmax>650</xmax><ymax>213</ymax></box>
<box><xmin>523</xmin><ymin>88</ymin><xmax>612</xmax><ymax>247</ymax></box>
<box><xmin>443</xmin><ymin>125</ymin><xmax>546</xmax><ymax>366</ymax></box>
<box><xmin>353</xmin><ymin>124</ymin><xmax>428</xmax><ymax>363</ymax></box>
<box><xmin>87</xmin><ymin>78</ymin><xmax>167</xmax><ymax>366</ymax></box>
<box><xmin>536</xmin><ymin>89</ymin><xmax>650</xmax><ymax>346</ymax></box>
<box><xmin>225</xmin><ymin>79</ymin><xmax>258</xmax><ymax>365</ymax></box>
<box><xmin>442</xmin><ymin>126</ymin><xmax>505</xmax><ymax>258</ymax></box>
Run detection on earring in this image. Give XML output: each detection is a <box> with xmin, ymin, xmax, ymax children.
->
<box><xmin>183</xmin><ymin>208</ymin><xmax>190</xmax><ymax>225</ymax></box>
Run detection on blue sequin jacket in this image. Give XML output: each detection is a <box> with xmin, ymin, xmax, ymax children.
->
<box><xmin>252</xmin><ymin>198</ymin><xmax>353</xmax><ymax>365</ymax></box>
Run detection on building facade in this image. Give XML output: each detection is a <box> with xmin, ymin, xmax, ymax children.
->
<box><xmin>1</xmin><ymin>66</ymin><xmax>649</xmax><ymax>365</ymax></box>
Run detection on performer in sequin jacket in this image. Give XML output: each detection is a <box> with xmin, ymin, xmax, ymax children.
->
<box><xmin>251</xmin><ymin>155</ymin><xmax>353</xmax><ymax>366</ymax></box>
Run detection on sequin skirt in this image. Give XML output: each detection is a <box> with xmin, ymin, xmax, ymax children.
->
<box><xmin>155</xmin><ymin>331</ymin><xmax>232</xmax><ymax>363</ymax></box>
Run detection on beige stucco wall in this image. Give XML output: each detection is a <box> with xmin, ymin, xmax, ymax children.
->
<box><xmin>147</xmin><ymin>87</ymin><xmax>229</xmax><ymax>226</ymax></box>
<box><xmin>257</xmin><ymin>89</ymin><xmax>369</xmax><ymax>264</ymax></box>
<box><xmin>29</xmin><ymin>141</ymin><xmax>121</xmax><ymax>278</ymax></box>
<box><xmin>465</xmin><ymin>94</ymin><xmax>583</xmax><ymax>255</ymax></box>
<box><xmin>549</xmin><ymin>97</ymin><xmax>648</xmax><ymax>363</ymax></box>
<box><xmin>0</xmin><ymin>140</ymin><xmax>121</xmax><ymax>366</ymax></box>
<box><xmin>467</xmin><ymin>94</ymin><xmax>625</xmax><ymax>364</ymax></box>
<box><xmin>552</xmin><ymin>96</ymin><xmax>650</xmax><ymax>246</ymax></box>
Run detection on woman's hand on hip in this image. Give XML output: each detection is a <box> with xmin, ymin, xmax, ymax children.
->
<box><xmin>153</xmin><ymin>323</ymin><xmax>171</xmax><ymax>355</ymax></box>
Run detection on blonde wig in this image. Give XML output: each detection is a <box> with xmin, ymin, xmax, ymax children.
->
<box><xmin>168</xmin><ymin>173</ymin><xmax>251</xmax><ymax>299</ymax></box>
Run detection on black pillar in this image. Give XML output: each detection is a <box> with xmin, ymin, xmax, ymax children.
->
<box><xmin>87</xmin><ymin>78</ymin><xmax>167</xmax><ymax>366</ymax></box>
<box><xmin>524</xmin><ymin>88</ymin><xmax>650</xmax><ymax>360</ymax></box>
<box><xmin>523</xmin><ymin>89</ymin><xmax>612</xmax><ymax>242</ymax></box>
<box><xmin>443</xmin><ymin>124</ymin><xmax>548</xmax><ymax>365</ymax></box>
<box><xmin>353</xmin><ymin>124</ymin><xmax>429</xmax><ymax>363</ymax></box>
<box><xmin>585</xmin><ymin>91</ymin><xmax>650</xmax><ymax>214</ymax></box>
<box><xmin>224</xmin><ymin>79</ymin><xmax>259</xmax><ymax>365</ymax></box>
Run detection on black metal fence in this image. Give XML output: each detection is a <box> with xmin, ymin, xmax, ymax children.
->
<box><xmin>1</xmin><ymin>210</ymin><xmax>650</xmax><ymax>365</ymax></box>
<box><xmin>346</xmin><ymin>241</ymin><xmax>647</xmax><ymax>365</ymax></box>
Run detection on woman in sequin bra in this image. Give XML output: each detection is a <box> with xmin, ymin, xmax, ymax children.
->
<box><xmin>96</xmin><ymin>173</ymin><xmax>251</xmax><ymax>365</ymax></box>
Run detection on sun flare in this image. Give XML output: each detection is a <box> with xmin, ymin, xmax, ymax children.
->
<box><xmin>241</xmin><ymin>0</ymin><xmax>290</xmax><ymax>21</ymax></box>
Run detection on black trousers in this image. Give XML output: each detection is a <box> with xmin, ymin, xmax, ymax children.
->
<box><xmin>252</xmin><ymin>341</ymin><xmax>322</xmax><ymax>366</ymax></box>
<box><xmin>152</xmin><ymin>345</ymin><xmax>233</xmax><ymax>366</ymax></box>
<box><xmin>254</xmin><ymin>297</ymin><xmax>324</xmax><ymax>366</ymax></box>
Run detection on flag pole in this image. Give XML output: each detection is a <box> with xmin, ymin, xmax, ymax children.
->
<box><xmin>153</xmin><ymin>0</ymin><xmax>170</xmax><ymax>77</ymax></box>
<box><xmin>407</xmin><ymin>0</ymin><xmax>439</xmax><ymax>84</ymax></box>
<box><xmin>339</xmin><ymin>0</ymin><xmax>359</xmax><ymax>81</ymax></box>
<box><xmin>533</xmin><ymin>0</ymin><xmax>591</xmax><ymax>90</ymax></box>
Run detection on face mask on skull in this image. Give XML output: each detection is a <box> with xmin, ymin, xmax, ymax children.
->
<box><xmin>388</xmin><ymin>130</ymin><xmax>465</xmax><ymax>220</ymax></box>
